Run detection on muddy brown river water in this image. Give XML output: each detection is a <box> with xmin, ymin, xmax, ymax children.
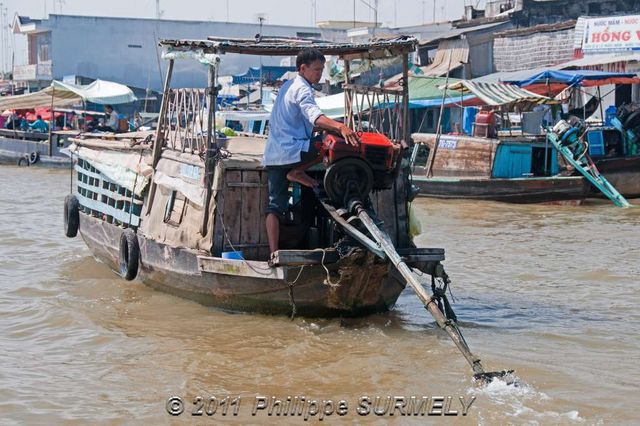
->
<box><xmin>1</xmin><ymin>166</ymin><xmax>639</xmax><ymax>425</ymax></box>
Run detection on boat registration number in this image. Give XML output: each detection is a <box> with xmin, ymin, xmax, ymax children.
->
<box><xmin>439</xmin><ymin>139</ymin><xmax>458</xmax><ymax>150</ymax></box>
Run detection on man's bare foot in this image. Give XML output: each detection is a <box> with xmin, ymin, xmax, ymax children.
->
<box><xmin>287</xmin><ymin>169</ymin><xmax>318</xmax><ymax>188</ymax></box>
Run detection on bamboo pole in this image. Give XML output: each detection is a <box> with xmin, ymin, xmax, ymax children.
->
<box><xmin>426</xmin><ymin>53</ymin><xmax>453</xmax><ymax>178</ymax></box>
<box><xmin>201</xmin><ymin>64</ymin><xmax>218</xmax><ymax>236</ymax></box>
<box><xmin>343</xmin><ymin>59</ymin><xmax>352</xmax><ymax>128</ymax></box>
<box><xmin>401</xmin><ymin>52</ymin><xmax>410</xmax><ymax>144</ymax></box>
<box><xmin>145</xmin><ymin>59</ymin><xmax>174</xmax><ymax>215</ymax></box>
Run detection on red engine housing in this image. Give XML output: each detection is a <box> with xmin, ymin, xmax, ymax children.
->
<box><xmin>320</xmin><ymin>131</ymin><xmax>399</xmax><ymax>172</ymax></box>
<box><xmin>319</xmin><ymin>131</ymin><xmax>401</xmax><ymax>194</ymax></box>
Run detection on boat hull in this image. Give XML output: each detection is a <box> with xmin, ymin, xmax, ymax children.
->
<box><xmin>591</xmin><ymin>156</ymin><xmax>640</xmax><ymax>198</ymax></box>
<box><xmin>412</xmin><ymin>176</ymin><xmax>586</xmax><ymax>203</ymax></box>
<box><xmin>78</xmin><ymin>213</ymin><xmax>407</xmax><ymax>317</ymax></box>
<box><xmin>0</xmin><ymin>135</ymin><xmax>70</xmax><ymax>167</ymax></box>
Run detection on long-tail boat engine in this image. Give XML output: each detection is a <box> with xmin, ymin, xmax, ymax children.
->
<box><xmin>317</xmin><ymin>132</ymin><xmax>512</xmax><ymax>383</ymax></box>
<box><xmin>550</xmin><ymin>119</ymin><xmax>589</xmax><ymax>161</ymax></box>
<box><xmin>321</xmin><ymin>131</ymin><xmax>400</xmax><ymax>208</ymax></box>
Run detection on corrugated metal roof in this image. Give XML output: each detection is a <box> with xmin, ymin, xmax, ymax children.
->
<box><xmin>418</xmin><ymin>21</ymin><xmax>510</xmax><ymax>46</ymax></box>
<box><xmin>161</xmin><ymin>36</ymin><xmax>417</xmax><ymax>58</ymax></box>
<box><xmin>419</xmin><ymin>39</ymin><xmax>469</xmax><ymax>77</ymax></box>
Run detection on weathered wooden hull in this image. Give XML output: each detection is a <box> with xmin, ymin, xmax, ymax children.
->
<box><xmin>0</xmin><ymin>135</ymin><xmax>70</xmax><ymax>167</ymax></box>
<box><xmin>412</xmin><ymin>176</ymin><xmax>587</xmax><ymax>203</ymax></box>
<box><xmin>78</xmin><ymin>213</ymin><xmax>407</xmax><ymax>317</ymax></box>
<box><xmin>590</xmin><ymin>156</ymin><xmax>640</xmax><ymax>198</ymax></box>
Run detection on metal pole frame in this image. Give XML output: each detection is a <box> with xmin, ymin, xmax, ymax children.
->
<box><xmin>48</xmin><ymin>86</ymin><xmax>55</xmax><ymax>157</ymax></box>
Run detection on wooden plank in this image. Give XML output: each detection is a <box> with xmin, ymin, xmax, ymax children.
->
<box><xmin>227</xmin><ymin>182</ymin><xmax>268</xmax><ymax>188</ymax></box>
<box><xmin>395</xmin><ymin>173</ymin><xmax>410</xmax><ymax>247</ymax></box>
<box><xmin>397</xmin><ymin>247</ymin><xmax>445</xmax><ymax>262</ymax></box>
<box><xmin>211</xmin><ymin>170</ymin><xmax>226</xmax><ymax>256</ymax></box>
<box><xmin>271</xmin><ymin>249</ymin><xmax>340</xmax><ymax>266</ymax></box>
<box><xmin>197</xmin><ymin>256</ymin><xmax>284</xmax><ymax>279</ymax></box>
<box><xmin>222</xmin><ymin>170</ymin><xmax>243</xmax><ymax>251</ymax></box>
<box><xmin>374</xmin><ymin>186</ymin><xmax>398</xmax><ymax>246</ymax></box>
<box><xmin>76</xmin><ymin>194</ymin><xmax>140</xmax><ymax>227</ymax></box>
<box><xmin>258</xmin><ymin>170</ymin><xmax>270</xmax><ymax>260</ymax></box>
<box><xmin>241</xmin><ymin>170</ymin><xmax>262</xmax><ymax>260</ymax></box>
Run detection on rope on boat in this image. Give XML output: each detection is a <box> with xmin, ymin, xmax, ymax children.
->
<box><xmin>286</xmin><ymin>266</ymin><xmax>305</xmax><ymax>321</ymax></box>
<box><xmin>430</xmin><ymin>268</ymin><xmax>457</xmax><ymax>323</ymax></box>
<box><xmin>285</xmin><ymin>248</ymin><xmax>338</xmax><ymax>321</ymax></box>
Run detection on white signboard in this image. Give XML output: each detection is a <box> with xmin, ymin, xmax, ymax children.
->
<box><xmin>582</xmin><ymin>15</ymin><xmax>640</xmax><ymax>52</ymax></box>
<box><xmin>438</xmin><ymin>139</ymin><xmax>458</xmax><ymax>150</ymax></box>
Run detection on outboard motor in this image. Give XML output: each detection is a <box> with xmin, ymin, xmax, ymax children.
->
<box><xmin>551</xmin><ymin>119</ymin><xmax>588</xmax><ymax>161</ymax></box>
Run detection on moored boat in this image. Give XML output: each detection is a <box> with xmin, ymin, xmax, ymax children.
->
<box><xmin>411</xmin><ymin>132</ymin><xmax>587</xmax><ymax>204</ymax></box>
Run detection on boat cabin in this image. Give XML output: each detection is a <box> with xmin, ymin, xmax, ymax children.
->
<box><xmin>411</xmin><ymin>134</ymin><xmax>561</xmax><ymax>180</ymax></box>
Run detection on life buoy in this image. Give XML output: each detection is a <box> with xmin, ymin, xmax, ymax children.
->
<box><xmin>64</xmin><ymin>195</ymin><xmax>80</xmax><ymax>238</ymax></box>
<box><xmin>119</xmin><ymin>229</ymin><xmax>140</xmax><ymax>281</ymax></box>
<box><xmin>29</xmin><ymin>151</ymin><xmax>39</xmax><ymax>164</ymax></box>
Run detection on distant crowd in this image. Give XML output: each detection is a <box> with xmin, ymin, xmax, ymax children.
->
<box><xmin>2</xmin><ymin>105</ymin><xmax>145</xmax><ymax>134</ymax></box>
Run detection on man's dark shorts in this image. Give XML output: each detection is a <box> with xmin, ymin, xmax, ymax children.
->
<box><xmin>266</xmin><ymin>144</ymin><xmax>319</xmax><ymax>217</ymax></box>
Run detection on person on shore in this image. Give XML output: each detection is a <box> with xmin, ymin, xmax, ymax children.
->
<box><xmin>29</xmin><ymin>115</ymin><xmax>49</xmax><ymax>132</ymax></box>
<box><xmin>96</xmin><ymin>105</ymin><xmax>118</xmax><ymax>132</ymax></box>
<box><xmin>4</xmin><ymin>112</ymin><xmax>19</xmax><ymax>129</ymax></box>
<box><xmin>262</xmin><ymin>47</ymin><xmax>359</xmax><ymax>255</ymax></box>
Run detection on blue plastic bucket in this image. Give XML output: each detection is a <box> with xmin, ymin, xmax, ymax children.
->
<box><xmin>221</xmin><ymin>251</ymin><xmax>244</xmax><ymax>260</ymax></box>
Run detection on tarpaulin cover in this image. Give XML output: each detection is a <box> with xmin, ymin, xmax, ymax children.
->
<box><xmin>68</xmin><ymin>144</ymin><xmax>152</xmax><ymax>196</ymax></box>
<box><xmin>447</xmin><ymin>80</ymin><xmax>558</xmax><ymax>106</ymax></box>
<box><xmin>503</xmin><ymin>69</ymin><xmax>640</xmax><ymax>88</ymax></box>
<box><xmin>0</xmin><ymin>79</ymin><xmax>136</xmax><ymax>110</ymax></box>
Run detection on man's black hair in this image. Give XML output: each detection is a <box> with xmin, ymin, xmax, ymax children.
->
<box><xmin>296</xmin><ymin>48</ymin><xmax>325</xmax><ymax>71</ymax></box>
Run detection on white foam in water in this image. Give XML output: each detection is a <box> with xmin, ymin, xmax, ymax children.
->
<box><xmin>468</xmin><ymin>376</ymin><xmax>584</xmax><ymax>423</ymax></box>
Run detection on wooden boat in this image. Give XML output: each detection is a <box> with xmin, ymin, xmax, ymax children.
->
<box><xmin>582</xmin><ymin>110</ymin><xmax>640</xmax><ymax>198</ymax></box>
<box><xmin>62</xmin><ymin>36</ymin><xmax>520</xmax><ymax>382</ymax></box>
<box><xmin>62</xmin><ymin>36</ymin><xmax>448</xmax><ymax>317</ymax></box>
<box><xmin>410</xmin><ymin>132</ymin><xmax>586</xmax><ymax>203</ymax></box>
<box><xmin>0</xmin><ymin>128</ymin><xmax>72</xmax><ymax>167</ymax></box>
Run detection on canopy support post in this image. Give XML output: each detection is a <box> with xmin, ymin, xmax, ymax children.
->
<box><xmin>48</xmin><ymin>86</ymin><xmax>55</xmax><ymax>157</ymax></box>
<box><xmin>426</xmin><ymin>53</ymin><xmax>452</xmax><ymax>178</ymax></box>
<box><xmin>145</xmin><ymin>59</ymin><xmax>174</xmax><ymax>216</ymax></box>
<box><xmin>201</xmin><ymin>64</ymin><xmax>218</xmax><ymax>237</ymax></box>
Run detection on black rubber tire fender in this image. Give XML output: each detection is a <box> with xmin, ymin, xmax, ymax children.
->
<box><xmin>64</xmin><ymin>194</ymin><xmax>80</xmax><ymax>238</ymax></box>
<box><xmin>17</xmin><ymin>156</ymin><xmax>29</xmax><ymax>167</ymax></box>
<box><xmin>624</xmin><ymin>110</ymin><xmax>640</xmax><ymax>130</ymax></box>
<box><xmin>29</xmin><ymin>151</ymin><xmax>40</xmax><ymax>164</ymax></box>
<box><xmin>119</xmin><ymin>229</ymin><xmax>140</xmax><ymax>281</ymax></box>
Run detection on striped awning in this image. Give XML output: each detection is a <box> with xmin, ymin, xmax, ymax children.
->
<box><xmin>447</xmin><ymin>80</ymin><xmax>558</xmax><ymax>106</ymax></box>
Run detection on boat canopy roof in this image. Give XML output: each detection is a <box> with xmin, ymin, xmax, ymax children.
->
<box><xmin>503</xmin><ymin>69</ymin><xmax>640</xmax><ymax>88</ymax></box>
<box><xmin>160</xmin><ymin>36</ymin><xmax>417</xmax><ymax>60</ymax></box>
<box><xmin>0</xmin><ymin>79</ymin><xmax>136</xmax><ymax>110</ymax></box>
<box><xmin>447</xmin><ymin>80</ymin><xmax>558</xmax><ymax>106</ymax></box>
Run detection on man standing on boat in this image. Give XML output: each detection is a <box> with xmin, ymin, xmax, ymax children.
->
<box><xmin>263</xmin><ymin>48</ymin><xmax>359</xmax><ymax>255</ymax></box>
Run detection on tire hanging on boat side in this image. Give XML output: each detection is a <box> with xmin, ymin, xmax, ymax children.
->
<box><xmin>64</xmin><ymin>195</ymin><xmax>80</xmax><ymax>238</ymax></box>
<box><xmin>119</xmin><ymin>229</ymin><xmax>140</xmax><ymax>281</ymax></box>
